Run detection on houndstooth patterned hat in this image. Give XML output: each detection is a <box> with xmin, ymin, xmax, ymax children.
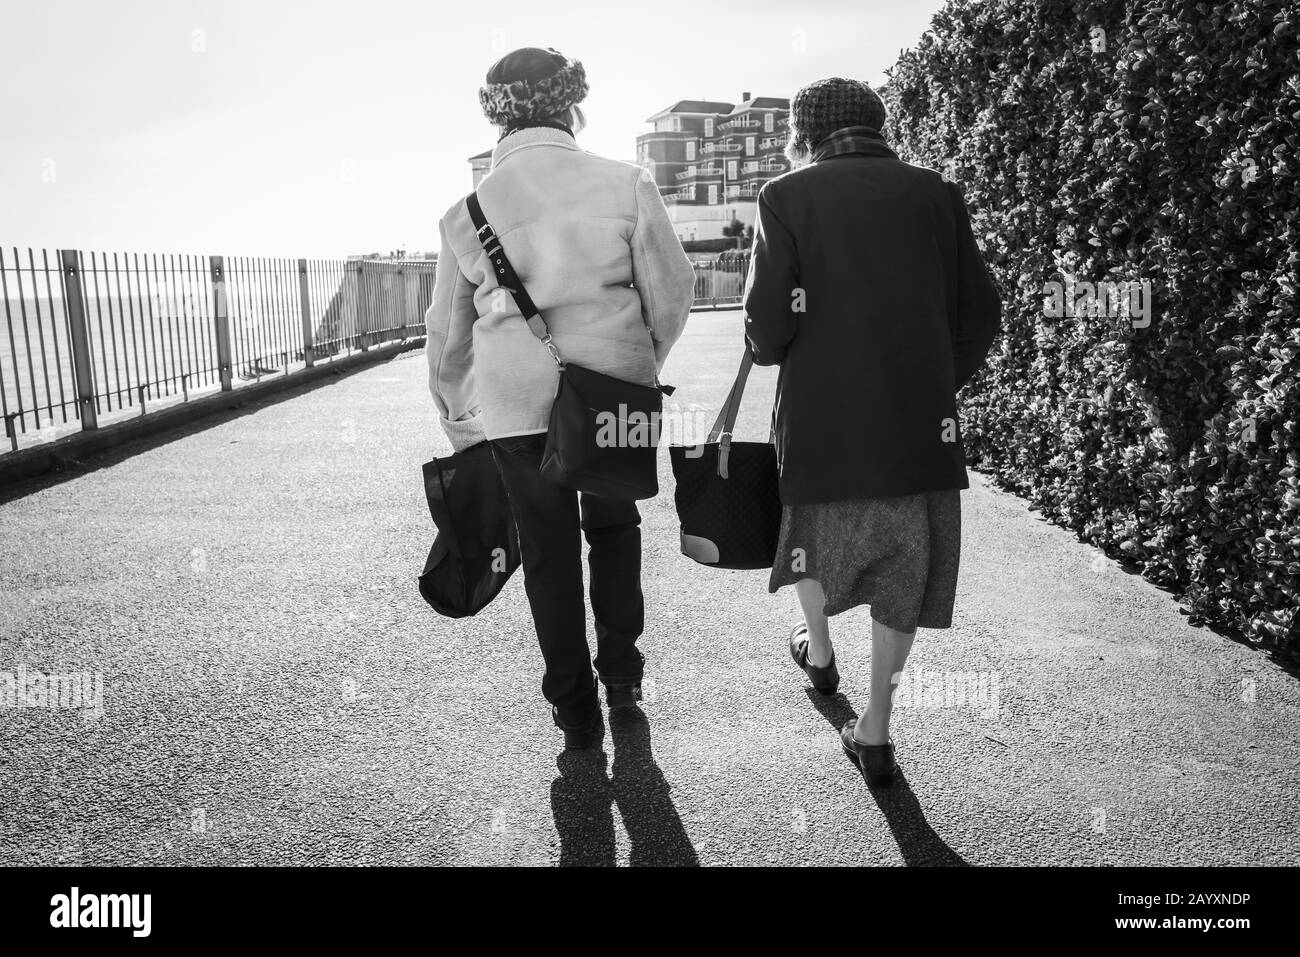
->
<box><xmin>787</xmin><ymin>77</ymin><xmax>887</xmax><ymax>157</ymax></box>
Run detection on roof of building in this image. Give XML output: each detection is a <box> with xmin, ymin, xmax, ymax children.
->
<box><xmin>645</xmin><ymin>96</ymin><xmax>789</xmax><ymax>123</ymax></box>
<box><xmin>645</xmin><ymin>99</ymin><xmax>736</xmax><ymax>122</ymax></box>
<box><xmin>467</xmin><ymin>148</ymin><xmax>493</xmax><ymax>162</ymax></box>
<box><xmin>731</xmin><ymin>96</ymin><xmax>790</xmax><ymax>112</ymax></box>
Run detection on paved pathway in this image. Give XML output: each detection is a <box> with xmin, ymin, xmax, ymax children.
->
<box><xmin>2</xmin><ymin>311</ymin><xmax>1297</xmax><ymax>866</ymax></box>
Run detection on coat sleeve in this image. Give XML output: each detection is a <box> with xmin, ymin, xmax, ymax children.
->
<box><xmin>743</xmin><ymin>182</ymin><xmax>800</xmax><ymax>366</ymax></box>
<box><xmin>425</xmin><ymin>216</ymin><xmax>487</xmax><ymax>451</ymax></box>
<box><xmin>630</xmin><ymin>168</ymin><xmax>696</xmax><ymax>369</ymax></box>
<box><xmin>946</xmin><ymin>181</ymin><xmax>1002</xmax><ymax>390</ymax></box>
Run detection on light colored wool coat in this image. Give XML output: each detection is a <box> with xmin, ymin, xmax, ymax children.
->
<box><xmin>425</xmin><ymin>126</ymin><xmax>696</xmax><ymax>450</ymax></box>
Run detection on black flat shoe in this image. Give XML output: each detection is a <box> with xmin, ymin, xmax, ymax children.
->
<box><xmin>840</xmin><ymin>720</ymin><xmax>896</xmax><ymax>788</ymax></box>
<box><xmin>789</xmin><ymin>623</ymin><xmax>839</xmax><ymax>695</ymax></box>
<box><xmin>553</xmin><ymin>706</ymin><xmax>604</xmax><ymax>750</ymax></box>
<box><xmin>604</xmin><ymin>683</ymin><xmax>642</xmax><ymax>709</ymax></box>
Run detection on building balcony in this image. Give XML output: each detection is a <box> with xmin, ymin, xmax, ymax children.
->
<box><xmin>676</xmin><ymin>166</ymin><xmax>723</xmax><ymax>180</ymax></box>
<box><xmin>759</xmin><ymin>136</ymin><xmax>785</xmax><ymax>149</ymax></box>
<box><xmin>720</xmin><ymin>116</ymin><xmax>760</xmax><ymax>130</ymax></box>
<box><xmin>702</xmin><ymin>141</ymin><xmax>742</xmax><ymax>154</ymax></box>
<box><xmin>739</xmin><ymin>160</ymin><xmax>788</xmax><ymax>178</ymax></box>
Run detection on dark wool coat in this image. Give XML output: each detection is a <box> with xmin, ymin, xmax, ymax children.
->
<box><xmin>743</xmin><ymin>133</ymin><xmax>1002</xmax><ymax>505</ymax></box>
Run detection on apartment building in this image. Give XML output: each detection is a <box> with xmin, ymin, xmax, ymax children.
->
<box><xmin>635</xmin><ymin>93</ymin><xmax>791</xmax><ymax>242</ymax></box>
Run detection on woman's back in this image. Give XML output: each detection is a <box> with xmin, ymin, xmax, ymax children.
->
<box><xmin>744</xmin><ymin>129</ymin><xmax>1001</xmax><ymax>504</ymax></box>
<box><xmin>427</xmin><ymin>126</ymin><xmax>694</xmax><ymax>443</ymax></box>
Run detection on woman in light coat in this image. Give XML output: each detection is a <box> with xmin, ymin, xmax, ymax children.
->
<box><xmin>425</xmin><ymin>47</ymin><xmax>696</xmax><ymax>750</ymax></box>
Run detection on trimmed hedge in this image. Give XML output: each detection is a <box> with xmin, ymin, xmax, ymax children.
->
<box><xmin>881</xmin><ymin>0</ymin><xmax>1300</xmax><ymax>653</ymax></box>
<box><xmin>682</xmin><ymin>238</ymin><xmax>744</xmax><ymax>254</ymax></box>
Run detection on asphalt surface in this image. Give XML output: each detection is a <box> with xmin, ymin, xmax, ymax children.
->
<box><xmin>2</xmin><ymin>310</ymin><xmax>1298</xmax><ymax>866</ymax></box>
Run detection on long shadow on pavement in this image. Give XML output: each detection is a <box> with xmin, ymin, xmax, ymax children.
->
<box><xmin>804</xmin><ymin>689</ymin><xmax>968</xmax><ymax>867</ymax></box>
<box><xmin>550</xmin><ymin>707</ymin><xmax>699</xmax><ymax>867</ymax></box>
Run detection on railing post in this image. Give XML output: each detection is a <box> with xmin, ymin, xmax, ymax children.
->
<box><xmin>355</xmin><ymin>261</ymin><xmax>368</xmax><ymax>352</ymax></box>
<box><xmin>297</xmin><ymin>258</ymin><xmax>314</xmax><ymax>368</ymax></box>
<box><xmin>211</xmin><ymin>256</ymin><xmax>233</xmax><ymax>391</ymax></box>
<box><xmin>59</xmin><ymin>250</ymin><xmax>98</xmax><ymax>431</ymax></box>
<box><xmin>390</xmin><ymin>264</ymin><xmax>403</xmax><ymax>344</ymax></box>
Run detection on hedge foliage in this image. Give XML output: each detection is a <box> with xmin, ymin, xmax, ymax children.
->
<box><xmin>881</xmin><ymin>0</ymin><xmax>1300</xmax><ymax>653</ymax></box>
<box><xmin>681</xmin><ymin>238</ymin><xmax>745</xmax><ymax>254</ymax></box>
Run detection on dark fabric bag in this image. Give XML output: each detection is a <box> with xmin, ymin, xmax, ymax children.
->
<box><xmin>668</xmin><ymin>351</ymin><xmax>782</xmax><ymax>570</ymax></box>
<box><xmin>466</xmin><ymin>191</ymin><xmax>670</xmax><ymax>501</ymax></box>
<box><xmin>541</xmin><ymin>362</ymin><xmax>666</xmax><ymax>499</ymax></box>
<box><xmin>418</xmin><ymin>441</ymin><xmax>521</xmax><ymax>617</ymax></box>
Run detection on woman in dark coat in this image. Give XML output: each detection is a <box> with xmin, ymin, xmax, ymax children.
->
<box><xmin>744</xmin><ymin>77</ymin><xmax>1001</xmax><ymax>786</ymax></box>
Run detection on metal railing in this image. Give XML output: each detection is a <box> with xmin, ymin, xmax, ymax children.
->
<box><xmin>692</xmin><ymin>254</ymin><xmax>751</xmax><ymax>308</ymax></box>
<box><xmin>0</xmin><ymin>247</ymin><xmax>434</xmax><ymax>453</ymax></box>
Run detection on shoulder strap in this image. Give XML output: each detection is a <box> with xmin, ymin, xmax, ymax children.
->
<box><xmin>708</xmin><ymin>348</ymin><xmax>775</xmax><ymax>478</ymax></box>
<box><xmin>708</xmin><ymin>350</ymin><xmax>755</xmax><ymax>442</ymax></box>
<box><xmin>465</xmin><ymin>192</ymin><xmax>557</xmax><ymax>360</ymax></box>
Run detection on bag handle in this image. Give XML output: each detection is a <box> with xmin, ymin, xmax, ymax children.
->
<box><xmin>707</xmin><ymin>349</ymin><xmax>775</xmax><ymax>479</ymax></box>
<box><xmin>465</xmin><ymin>191</ymin><xmax>562</xmax><ymax>367</ymax></box>
<box><xmin>708</xmin><ymin>349</ymin><xmax>755</xmax><ymax>442</ymax></box>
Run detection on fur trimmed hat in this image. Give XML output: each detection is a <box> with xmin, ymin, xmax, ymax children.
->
<box><xmin>479</xmin><ymin>47</ymin><xmax>589</xmax><ymax>128</ymax></box>
<box><xmin>787</xmin><ymin>77</ymin><xmax>887</xmax><ymax>157</ymax></box>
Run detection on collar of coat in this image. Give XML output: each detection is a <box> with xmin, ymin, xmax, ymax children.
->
<box><xmin>491</xmin><ymin>125</ymin><xmax>582</xmax><ymax>170</ymax></box>
<box><xmin>810</xmin><ymin>126</ymin><xmax>898</xmax><ymax>163</ymax></box>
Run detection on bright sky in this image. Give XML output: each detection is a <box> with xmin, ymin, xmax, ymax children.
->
<box><xmin>1</xmin><ymin>0</ymin><xmax>944</xmax><ymax>258</ymax></box>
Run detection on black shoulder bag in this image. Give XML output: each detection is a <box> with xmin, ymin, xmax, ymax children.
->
<box><xmin>466</xmin><ymin>191</ymin><xmax>671</xmax><ymax>500</ymax></box>
<box><xmin>668</xmin><ymin>349</ymin><xmax>781</xmax><ymax>569</ymax></box>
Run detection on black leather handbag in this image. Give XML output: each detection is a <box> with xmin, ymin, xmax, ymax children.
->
<box><xmin>466</xmin><ymin>192</ymin><xmax>670</xmax><ymax>500</ymax></box>
<box><xmin>418</xmin><ymin>441</ymin><xmax>522</xmax><ymax>617</ymax></box>
<box><xmin>668</xmin><ymin>350</ymin><xmax>782</xmax><ymax>570</ymax></box>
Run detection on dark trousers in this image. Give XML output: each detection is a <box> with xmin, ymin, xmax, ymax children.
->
<box><xmin>490</xmin><ymin>433</ymin><xmax>645</xmax><ymax>722</ymax></box>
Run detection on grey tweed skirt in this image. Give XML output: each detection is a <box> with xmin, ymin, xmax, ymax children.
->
<box><xmin>768</xmin><ymin>490</ymin><xmax>962</xmax><ymax>631</ymax></box>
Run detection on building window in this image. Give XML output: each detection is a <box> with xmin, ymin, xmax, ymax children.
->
<box><xmin>686</xmin><ymin>141</ymin><xmax>696</xmax><ymax>161</ymax></box>
<box><xmin>764</xmin><ymin>112</ymin><xmax>774</xmax><ymax>133</ymax></box>
<box><xmin>728</xmin><ymin>159</ymin><xmax>738</xmax><ymax>179</ymax></box>
<box><xmin>745</xmin><ymin>136</ymin><xmax>755</xmax><ymax>156</ymax></box>
<box><xmin>708</xmin><ymin>184</ymin><xmax>718</xmax><ymax>205</ymax></box>
<box><xmin>705</xmin><ymin>118</ymin><xmax>714</xmax><ymax>137</ymax></box>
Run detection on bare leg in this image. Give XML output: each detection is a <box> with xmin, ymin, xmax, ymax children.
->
<box><xmin>855</xmin><ymin>617</ymin><xmax>916</xmax><ymax>745</ymax></box>
<box><xmin>794</xmin><ymin>578</ymin><xmax>833</xmax><ymax>667</ymax></box>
